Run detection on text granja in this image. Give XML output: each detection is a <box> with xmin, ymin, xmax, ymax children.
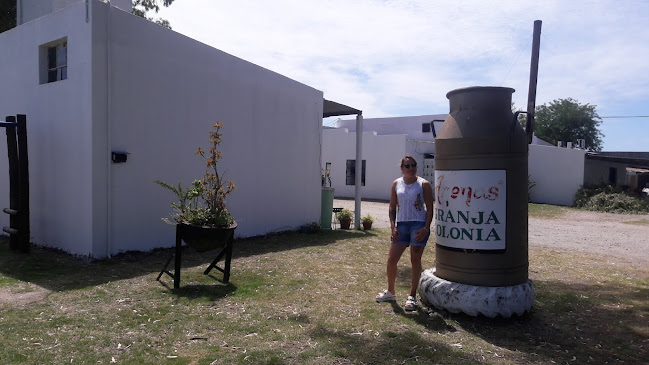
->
<box><xmin>435</xmin><ymin>209</ymin><xmax>502</xmax><ymax>241</ymax></box>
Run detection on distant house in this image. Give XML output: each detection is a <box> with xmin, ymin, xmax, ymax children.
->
<box><xmin>1</xmin><ymin>0</ymin><xmax>331</xmax><ymax>258</ymax></box>
<box><xmin>584</xmin><ymin>152</ymin><xmax>649</xmax><ymax>192</ymax></box>
<box><xmin>323</xmin><ymin>114</ymin><xmax>587</xmax><ymax>206</ymax></box>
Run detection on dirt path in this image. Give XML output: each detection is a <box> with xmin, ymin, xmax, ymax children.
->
<box><xmin>334</xmin><ymin>199</ymin><xmax>649</xmax><ymax>264</ymax></box>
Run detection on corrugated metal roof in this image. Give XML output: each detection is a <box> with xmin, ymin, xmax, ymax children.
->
<box><xmin>626</xmin><ymin>167</ymin><xmax>649</xmax><ymax>173</ymax></box>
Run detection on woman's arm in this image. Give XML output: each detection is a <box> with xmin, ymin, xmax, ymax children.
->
<box><xmin>389</xmin><ymin>180</ymin><xmax>398</xmax><ymax>242</ymax></box>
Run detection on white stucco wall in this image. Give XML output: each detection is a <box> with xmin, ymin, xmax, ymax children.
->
<box><xmin>2</xmin><ymin>0</ymin><xmax>322</xmax><ymax>258</ymax></box>
<box><xmin>103</xmin><ymin>5</ymin><xmax>323</xmax><ymax>255</ymax></box>
<box><xmin>405</xmin><ymin>140</ymin><xmax>435</xmax><ymax>161</ymax></box>
<box><xmin>528</xmin><ymin>145</ymin><xmax>586</xmax><ymax>206</ymax></box>
<box><xmin>322</xmin><ymin>128</ymin><xmax>407</xmax><ymax>201</ymax></box>
<box><xmin>324</xmin><ymin>118</ymin><xmax>588</xmax><ymax>206</ymax></box>
<box><xmin>0</xmin><ymin>2</ymin><xmax>95</xmax><ymax>255</ymax></box>
<box><xmin>337</xmin><ymin>114</ymin><xmax>447</xmax><ymax>142</ymax></box>
<box><xmin>18</xmin><ymin>0</ymin><xmax>131</xmax><ymax>24</ymax></box>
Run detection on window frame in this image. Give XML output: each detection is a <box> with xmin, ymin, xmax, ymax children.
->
<box><xmin>47</xmin><ymin>42</ymin><xmax>68</xmax><ymax>83</ymax></box>
<box><xmin>345</xmin><ymin>159</ymin><xmax>366</xmax><ymax>186</ymax></box>
<box><xmin>39</xmin><ymin>37</ymin><xmax>68</xmax><ymax>84</ymax></box>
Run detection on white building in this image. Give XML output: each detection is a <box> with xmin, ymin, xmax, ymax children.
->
<box><xmin>323</xmin><ymin>115</ymin><xmax>445</xmax><ymax>200</ymax></box>
<box><xmin>0</xmin><ymin>0</ymin><xmax>327</xmax><ymax>258</ymax></box>
<box><xmin>324</xmin><ymin>115</ymin><xmax>586</xmax><ymax>206</ymax></box>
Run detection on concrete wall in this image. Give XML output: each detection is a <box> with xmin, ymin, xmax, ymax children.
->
<box><xmin>529</xmin><ymin>145</ymin><xmax>586</xmax><ymax>206</ymax></box>
<box><xmin>2</xmin><ymin>0</ymin><xmax>323</xmax><ymax>258</ymax></box>
<box><xmin>322</xmin><ymin>128</ymin><xmax>407</xmax><ymax>200</ymax></box>
<box><xmin>0</xmin><ymin>2</ymin><xmax>95</xmax><ymax>255</ymax></box>
<box><xmin>104</xmin><ymin>5</ymin><xmax>323</xmax><ymax>255</ymax></box>
<box><xmin>583</xmin><ymin>159</ymin><xmax>631</xmax><ymax>187</ymax></box>
<box><xmin>324</xmin><ymin>120</ymin><xmax>587</xmax><ymax>206</ymax></box>
<box><xmin>337</xmin><ymin>114</ymin><xmax>447</xmax><ymax>141</ymax></box>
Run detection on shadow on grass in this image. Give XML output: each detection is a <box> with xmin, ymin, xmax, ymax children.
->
<box><xmin>307</xmin><ymin>324</ymin><xmax>482</xmax><ymax>364</ymax></box>
<box><xmin>429</xmin><ymin>278</ymin><xmax>649</xmax><ymax>364</ymax></box>
<box><xmin>389</xmin><ymin>301</ymin><xmax>458</xmax><ymax>333</ymax></box>
<box><xmin>169</xmin><ymin>282</ymin><xmax>238</xmax><ymax>301</ymax></box>
<box><xmin>0</xmin><ymin>229</ymin><xmax>375</xmax><ymax>292</ymax></box>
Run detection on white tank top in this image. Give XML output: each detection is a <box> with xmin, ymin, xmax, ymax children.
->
<box><xmin>396</xmin><ymin>176</ymin><xmax>427</xmax><ymax>222</ymax></box>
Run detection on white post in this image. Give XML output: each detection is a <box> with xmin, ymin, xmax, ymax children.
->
<box><xmin>354</xmin><ymin>113</ymin><xmax>363</xmax><ymax>229</ymax></box>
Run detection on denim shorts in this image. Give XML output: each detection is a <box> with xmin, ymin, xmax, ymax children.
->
<box><xmin>393</xmin><ymin>221</ymin><xmax>430</xmax><ymax>246</ymax></box>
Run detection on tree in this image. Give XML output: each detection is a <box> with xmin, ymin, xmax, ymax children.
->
<box><xmin>132</xmin><ymin>0</ymin><xmax>175</xmax><ymax>29</ymax></box>
<box><xmin>0</xmin><ymin>1</ymin><xmax>17</xmax><ymax>33</ymax></box>
<box><xmin>533</xmin><ymin>98</ymin><xmax>604</xmax><ymax>151</ymax></box>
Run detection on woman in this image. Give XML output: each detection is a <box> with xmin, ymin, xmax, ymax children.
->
<box><xmin>376</xmin><ymin>155</ymin><xmax>433</xmax><ymax>311</ymax></box>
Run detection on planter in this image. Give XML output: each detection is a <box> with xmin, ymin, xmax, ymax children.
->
<box><xmin>339</xmin><ymin>218</ymin><xmax>351</xmax><ymax>230</ymax></box>
<box><xmin>179</xmin><ymin>222</ymin><xmax>237</xmax><ymax>252</ymax></box>
<box><xmin>157</xmin><ymin>222</ymin><xmax>237</xmax><ymax>288</ymax></box>
<box><xmin>362</xmin><ymin>222</ymin><xmax>372</xmax><ymax>230</ymax></box>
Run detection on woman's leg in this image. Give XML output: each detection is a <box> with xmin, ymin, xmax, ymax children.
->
<box><xmin>387</xmin><ymin>243</ymin><xmax>408</xmax><ymax>294</ymax></box>
<box><xmin>409</xmin><ymin>245</ymin><xmax>426</xmax><ymax>297</ymax></box>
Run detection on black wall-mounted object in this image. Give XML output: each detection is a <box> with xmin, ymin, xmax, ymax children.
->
<box><xmin>111</xmin><ymin>152</ymin><xmax>128</xmax><ymax>163</ymax></box>
<box><xmin>2</xmin><ymin>114</ymin><xmax>30</xmax><ymax>253</ymax></box>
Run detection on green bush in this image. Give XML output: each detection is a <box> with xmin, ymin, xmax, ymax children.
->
<box><xmin>574</xmin><ymin>185</ymin><xmax>649</xmax><ymax>214</ymax></box>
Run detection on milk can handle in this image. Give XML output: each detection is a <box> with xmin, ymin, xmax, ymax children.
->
<box><xmin>431</xmin><ymin>119</ymin><xmax>445</xmax><ymax>138</ymax></box>
<box><xmin>512</xmin><ymin>111</ymin><xmax>528</xmax><ymax>132</ymax></box>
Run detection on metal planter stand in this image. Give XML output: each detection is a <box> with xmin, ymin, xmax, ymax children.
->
<box><xmin>157</xmin><ymin>222</ymin><xmax>236</xmax><ymax>288</ymax></box>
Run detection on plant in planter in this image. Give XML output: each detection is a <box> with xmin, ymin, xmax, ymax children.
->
<box><xmin>155</xmin><ymin>122</ymin><xmax>236</xmax><ymax>252</ymax></box>
<box><xmin>361</xmin><ymin>214</ymin><xmax>374</xmax><ymax>230</ymax></box>
<box><xmin>335</xmin><ymin>208</ymin><xmax>353</xmax><ymax>230</ymax></box>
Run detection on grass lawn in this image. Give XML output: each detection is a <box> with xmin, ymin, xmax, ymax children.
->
<box><xmin>1</xmin><ymin>211</ymin><xmax>647</xmax><ymax>364</ymax></box>
<box><xmin>528</xmin><ymin>203</ymin><xmax>565</xmax><ymax>219</ymax></box>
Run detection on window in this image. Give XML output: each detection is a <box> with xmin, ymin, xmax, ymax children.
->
<box><xmin>47</xmin><ymin>42</ymin><xmax>67</xmax><ymax>82</ymax></box>
<box><xmin>346</xmin><ymin>160</ymin><xmax>366</xmax><ymax>186</ymax></box>
<box><xmin>421</xmin><ymin>123</ymin><xmax>431</xmax><ymax>133</ymax></box>
<box><xmin>40</xmin><ymin>38</ymin><xmax>67</xmax><ymax>84</ymax></box>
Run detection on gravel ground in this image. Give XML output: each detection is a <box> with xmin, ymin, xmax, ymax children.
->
<box><xmin>334</xmin><ymin>198</ymin><xmax>649</xmax><ymax>265</ymax></box>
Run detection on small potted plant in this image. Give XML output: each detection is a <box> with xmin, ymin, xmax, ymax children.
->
<box><xmin>155</xmin><ymin>122</ymin><xmax>236</xmax><ymax>252</ymax></box>
<box><xmin>361</xmin><ymin>214</ymin><xmax>374</xmax><ymax>230</ymax></box>
<box><xmin>335</xmin><ymin>208</ymin><xmax>353</xmax><ymax>230</ymax></box>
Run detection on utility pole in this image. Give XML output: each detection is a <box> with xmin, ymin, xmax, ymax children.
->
<box><xmin>526</xmin><ymin>20</ymin><xmax>542</xmax><ymax>144</ymax></box>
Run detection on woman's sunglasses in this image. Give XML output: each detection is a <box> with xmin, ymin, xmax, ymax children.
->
<box><xmin>401</xmin><ymin>163</ymin><xmax>417</xmax><ymax>168</ymax></box>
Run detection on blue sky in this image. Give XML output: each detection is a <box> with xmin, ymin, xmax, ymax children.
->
<box><xmin>158</xmin><ymin>0</ymin><xmax>649</xmax><ymax>151</ymax></box>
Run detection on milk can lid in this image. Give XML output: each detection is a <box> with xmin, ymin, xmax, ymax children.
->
<box><xmin>446</xmin><ymin>86</ymin><xmax>515</xmax><ymax>99</ymax></box>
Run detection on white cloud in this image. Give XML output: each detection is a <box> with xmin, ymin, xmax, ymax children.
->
<box><xmin>159</xmin><ymin>0</ymin><xmax>649</xmax><ymax>150</ymax></box>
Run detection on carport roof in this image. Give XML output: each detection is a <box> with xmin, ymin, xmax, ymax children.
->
<box><xmin>323</xmin><ymin>99</ymin><xmax>361</xmax><ymax>118</ymax></box>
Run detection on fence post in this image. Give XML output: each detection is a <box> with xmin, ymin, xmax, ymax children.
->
<box><xmin>16</xmin><ymin>114</ymin><xmax>30</xmax><ymax>252</ymax></box>
<box><xmin>2</xmin><ymin>115</ymin><xmax>30</xmax><ymax>252</ymax></box>
<box><xmin>4</xmin><ymin>116</ymin><xmax>20</xmax><ymax>250</ymax></box>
